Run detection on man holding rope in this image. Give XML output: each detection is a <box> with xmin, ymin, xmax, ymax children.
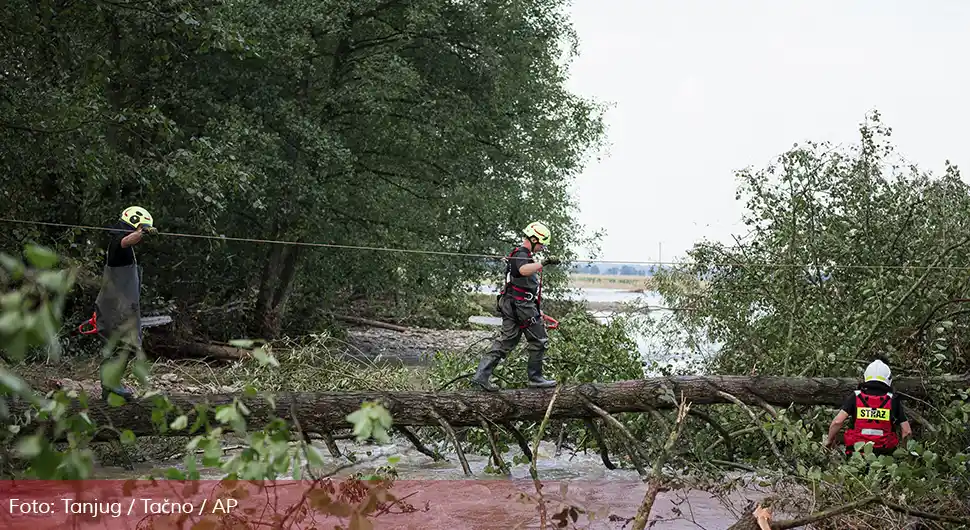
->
<box><xmin>94</xmin><ymin>206</ymin><xmax>157</xmax><ymax>400</ymax></box>
<box><xmin>471</xmin><ymin>221</ymin><xmax>561</xmax><ymax>392</ymax></box>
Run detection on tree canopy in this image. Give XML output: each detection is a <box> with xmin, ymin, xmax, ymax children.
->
<box><xmin>1</xmin><ymin>0</ymin><xmax>607</xmax><ymax>339</ymax></box>
<box><xmin>655</xmin><ymin>111</ymin><xmax>970</xmax><ymax>381</ymax></box>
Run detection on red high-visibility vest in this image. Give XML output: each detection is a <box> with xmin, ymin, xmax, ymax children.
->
<box><xmin>843</xmin><ymin>390</ymin><xmax>899</xmax><ymax>450</ymax></box>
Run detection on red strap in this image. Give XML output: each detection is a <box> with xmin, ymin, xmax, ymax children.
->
<box><xmin>78</xmin><ymin>312</ymin><xmax>99</xmax><ymax>335</ymax></box>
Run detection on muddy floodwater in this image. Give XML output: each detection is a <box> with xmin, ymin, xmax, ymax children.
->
<box><xmin>86</xmin><ymin>287</ymin><xmax>760</xmax><ymax>528</ymax></box>
<box><xmin>92</xmin><ymin>439</ymin><xmax>768</xmax><ymax>529</ymax></box>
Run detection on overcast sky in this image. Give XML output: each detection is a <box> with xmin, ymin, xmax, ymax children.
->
<box><xmin>564</xmin><ymin>0</ymin><xmax>970</xmax><ymax>265</ymax></box>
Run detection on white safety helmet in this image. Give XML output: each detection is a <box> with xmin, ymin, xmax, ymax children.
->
<box><xmin>863</xmin><ymin>359</ymin><xmax>892</xmax><ymax>386</ymax></box>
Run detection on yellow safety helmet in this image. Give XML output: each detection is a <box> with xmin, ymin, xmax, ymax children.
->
<box><xmin>120</xmin><ymin>206</ymin><xmax>155</xmax><ymax>229</ymax></box>
<box><xmin>523</xmin><ymin>221</ymin><xmax>551</xmax><ymax>246</ymax></box>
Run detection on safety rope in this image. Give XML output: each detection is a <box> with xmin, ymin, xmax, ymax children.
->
<box><xmin>2</xmin><ymin>216</ymin><xmax>970</xmax><ymax>270</ymax></box>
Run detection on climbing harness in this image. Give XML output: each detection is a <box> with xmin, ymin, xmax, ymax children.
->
<box><xmin>498</xmin><ymin>246</ymin><xmax>559</xmax><ymax>331</ymax></box>
<box><xmin>518</xmin><ymin>313</ymin><xmax>559</xmax><ymax>330</ymax></box>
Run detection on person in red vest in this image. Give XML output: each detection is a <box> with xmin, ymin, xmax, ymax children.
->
<box><xmin>824</xmin><ymin>359</ymin><xmax>913</xmax><ymax>456</ymax></box>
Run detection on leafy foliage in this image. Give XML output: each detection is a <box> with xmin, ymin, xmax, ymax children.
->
<box><xmin>655</xmin><ymin>111</ymin><xmax>970</xmax><ymax>380</ymax></box>
<box><xmin>0</xmin><ymin>0</ymin><xmax>606</xmax><ymax>340</ymax></box>
<box><xmin>645</xmin><ymin>112</ymin><xmax>970</xmax><ymax>526</ymax></box>
<box><xmin>0</xmin><ymin>247</ymin><xmax>412</xmax><ymax>530</ymax></box>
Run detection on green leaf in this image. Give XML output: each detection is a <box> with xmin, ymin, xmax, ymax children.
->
<box><xmin>0</xmin><ymin>311</ymin><xmax>23</xmax><ymax>334</ymax></box>
<box><xmin>170</xmin><ymin>415</ymin><xmax>189</xmax><ymax>430</ymax></box>
<box><xmin>132</xmin><ymin>358</ymin><xmax>150</xmax><ymax>383</ymax></box>
<box><xmin>16</xmin><ymin>434</ymin><xmax>43</xmax><ymax>458</ymax></box>
<box><xmin>24</xmin><ymin>244</ymin><xmax>58</xmax><ymax>269</ymax></box>
<box><xmin>35</xmin><ymin>270</ymin><xmax>68</xmax><ymax>291</ymax></box>
<box><xmin>252</xmin><ymin>347</ymin><xmax>279</xmax><ymax>367</ymax></box>
<box><xmin>2</xmin><ymin>330</ymin><xmax>28</xmax><ymax>362</ymax></box>
<box><xmin>100</xmin><ymin>355</ymin><xmax>128</xmax><ymax>389</ymax></box>
<box><xmin>305</xmin><ymin>445</ymin><xmax>325</xmax><ymax>467</ymax></box>
<box><xmin>107</xmin><ymin>393</ymin><xmax>127</xmax><ymax>407</ymax></box>
<box><xmin>0</xmin><ymin>291</ymin><xmax>23</xmax><ymax>310</ymax></box>
<box><xmin>0</xmin><ymin>254</ymin><xmax>24</xmax><ymax>277</ymax></box>
<box><xmin>215</xmin><ymin>404</ymin><xmax>239</xmax><ymax>424</ymax></box>
<box><xmin>229</xmin><ymin>339</ymin><xmax>255</xmax><ymax>348</ymax></box>
<box><xmin>0</xmin><ymin>368</ymin><xmax>29</xmax><ymax>394</ymax></box>
<box><xmin>120</xmin><ymin>429</ymin><xmax>136</xmax><ymax>445</ymax></box>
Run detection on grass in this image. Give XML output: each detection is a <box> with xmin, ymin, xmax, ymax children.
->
<box><xmin>567</xmin><ymin>273</ymin><xmax>655</xmax><ymax>291</ymax></box>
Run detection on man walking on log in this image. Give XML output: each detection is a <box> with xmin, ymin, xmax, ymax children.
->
<box><xmin>470</xmin><ymin>221</ymin><xmax>560</xmax><ymax>392</ymax></box>
<box><xmin>824</xmin><ymin>358</ymin><xmax>913</xmax><ymax>457</ymax></box>
<box><xmin>91</xmin><ymin>206</ymin><xmax>157</xmax><ymax>401</ymax></box>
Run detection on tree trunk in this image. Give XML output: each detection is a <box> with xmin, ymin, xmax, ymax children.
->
<box><xmin>252</xmin><ymin>244</ymin><xmax>303</xmax><ymax>340</ymax></box>
<box><xmin>11</xmin><ymin>375</ymin><xmax>968</xmax><ymax>439</ymax></box>
<box><xmin>254</xmin><ymin>243</ymin><xmax>284</xmax><ymax>335</ymax></box>
<box><xmin>262</xmin><ymin>245</ymin><xmax>302</xmax><ymax>337</ymax></box>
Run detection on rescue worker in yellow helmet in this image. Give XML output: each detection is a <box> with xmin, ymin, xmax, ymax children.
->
<box><xmin>471</xmin><ymin>222</ymin><xmax>561</xmax><ymax>391</ymax></box>
<box><xmin>96</xmin><ymin>206</ymin><xmax>157</xmax><ymax>401</ymax></box>
<box><xmin>824</xmin><ymin>358</ymin><xmax>913</xmax><ymax>456</ymax></box>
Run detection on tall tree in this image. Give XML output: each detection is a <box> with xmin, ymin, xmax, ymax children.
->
<box><xmin>655</xmin><ymin>112</ymin><xmax>970</xmax><ymax>379</ymax></box>
<box><xmin>1</xmin><ymin>0</ymin><xmax>607</xmax><ymax>339</ymax></box>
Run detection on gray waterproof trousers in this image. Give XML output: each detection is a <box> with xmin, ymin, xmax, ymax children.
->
<box><xmin>95</xmin><ymin>263</ymin><xmax>142</xmax><ymax>393</ymax></box>
<box><xmin>492</xmin><ymin>295</ymin><xmax>549</xmax><ymax>357</ymax></box>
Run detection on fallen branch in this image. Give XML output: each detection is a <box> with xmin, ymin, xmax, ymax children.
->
<box><xmin>632</xmin><ymin>395</ymin><xmax>691</xmax><ymax>530</ymax></box>
<box><xmin>555</xmin><ymin>421</ymin><xmax>567</xmax><ymax>457</ymax></box>
<box><xmin>288</xmin><ymin>403</ymin><xmax>320</xmax><ymax>480</ymax></box>
<box><xmin>395</xmin><ymin>426</ymin><xmax>443</xmax><ymax>461</ymax></box>
<box><xmin>688</xmin><ymin>408</ymin><xmax>735</xmax><ymax>459</ymax></box>
<box><xmin>430</xmin><ymin>409</ymin><xmax>470</xmax><ymax>475</ymax></box>
<box><xmin>149</xmin><ymin>340</ymin><xmax>250</xmax><ymax>361</ymax></box>
<box><xmin>530</xmin><ymin>382</ymin><xmax>564</xmax><ymax>530</ymax></box>
<box><xmin>583</xmin><ymin>418</ymin><xmax>616</xmax><ymax>470</ymax></box>
<box><xmin>476</xmin><ymin>413</ymin><xmax>510</xmax><ymax>475</ymax></box>
<box><xmin>716</xmin><ymin>390</ymin><xmax>792</xmax><ymax>471</ymax></box>
<box><xmin>763</xmin><ymin>494</ymin><xmax>970</xmax><ymax>529</ymax></box>
<box><xmin>707</xmin><ymin>426</ymin><xmax>759</xmax><ymax>453</ymax></box>
<box><xmin>320</xmin><ymin>431</ymin><xmax>342</xmax><ymax>458</ymax></box>
<box><xmin>503</xmin><ymin>422</ymin><xmax>534</xmax><ymax>463</ymax></box>
<box><xmin>582</xmin><ymin>396</ymin><xmax>648</xmax><ymax>476</ymax></box>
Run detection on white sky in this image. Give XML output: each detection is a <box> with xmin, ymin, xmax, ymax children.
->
<box><xmin>565</xmin><ymin>0</ymin><xmax>970</xmax><ymax>265</ymax></box>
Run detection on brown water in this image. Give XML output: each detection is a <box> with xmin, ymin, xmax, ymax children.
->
<box><xmin>91</xmin><ymin>438</ymin><xmax>768</xmax><ymax>529</ymax></box>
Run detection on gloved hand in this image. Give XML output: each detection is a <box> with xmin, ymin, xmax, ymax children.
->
<box><xmin>138</xmin><ymin>224</ymin><xmax>158</xmax><ymax>235</ymax></box>
<box><xmin>541</xmin><ymin>255</ymin><xmax>561</xmax><ymax>267</ymax></box>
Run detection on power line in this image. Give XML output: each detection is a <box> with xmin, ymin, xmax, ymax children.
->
<box><xmin>2</xmin><ymin>216</ymin><xmax>970</xmax><ymax>271</ymax></box>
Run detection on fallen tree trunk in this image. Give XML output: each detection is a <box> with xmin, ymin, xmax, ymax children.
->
<box><xmin>148</xmin><ymin>340</ymin><xmax>249</xmax><ymax>361</ymax></box>
<box><xmin>8</xmin><ymin>375</ymin><xmax>968</xmax><ymax>438</ymax></box>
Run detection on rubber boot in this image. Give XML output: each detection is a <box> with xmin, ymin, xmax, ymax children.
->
<box><xmin>526</xmin><ymin>349</ymin><xmax>556</xmax><ymax>388</ymax></box>
<box><xmin>470</xmin><ymin>352</ymin><xmax>503</xmax><ymax>392</ymax></box>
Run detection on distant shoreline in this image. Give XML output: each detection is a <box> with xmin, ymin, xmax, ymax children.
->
<box><xmin>567</xmin><ymin>273</ymin><xmax>655</xmax><ymax>292</ymax></box>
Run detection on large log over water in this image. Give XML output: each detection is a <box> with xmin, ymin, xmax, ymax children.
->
<box><xmin>7</xmin><ymin>375</ymin><xmax>970</xmax><ymax>437</ymax></box>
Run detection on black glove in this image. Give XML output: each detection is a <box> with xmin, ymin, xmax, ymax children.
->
<box><xmin>541</xmin><ymin>256</ymin><xmax>561</xmax><ymax>267</ymax></box>
<box><xmin>138</xmin><ymin>224</ymin><xmax>158</xmax><ymax>235</ymax></box>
